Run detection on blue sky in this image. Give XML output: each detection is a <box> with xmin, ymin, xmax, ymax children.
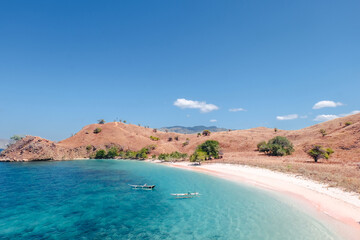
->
<box><xmin>1</xmin><ymin>0</ymin><xmax>359</xmax><ymax>141</ymax></box>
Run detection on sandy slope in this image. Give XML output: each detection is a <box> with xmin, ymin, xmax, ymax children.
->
<box><xmin>2</xmin><ymin>113</ymin><xmax>360</xmax><ymax>163</ymax></box>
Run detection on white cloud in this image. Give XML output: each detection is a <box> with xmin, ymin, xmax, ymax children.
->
<box><xmin>210</xmin><ymin>119</ymin><xmax>217</xmax><ymax>122</ymax></box>
<box><xmin>312</xmin><ymin>100</ymin><xmax>343</xmax><ymax>109</ymax></box>
<box><xmin>314</xmin><ymin>114</ymin><xmax>339</xmax><ymax>122</ymax></box>
<box><xmin>276</xmin><ymin>114</ymin><xmax>298</xmax><ymax>121</ymax></box>
<box><xmin>300</xmin><ymin>115</ymin><xmax>308</xmax><ymax>119</ymax></box>
<box><xmin>174</xmin><ymin>98</ymin><xmax>219</xmax><ymax>113</ymax></box>
<box><xmin>314</xmin><ymin>110</ymin><xmax>360</xmax><ymax>122</ymax></box>
<box><xmin>229</xmin><ymin>108</ymin><xmax>246</xmax><ymax>112</ymax></box>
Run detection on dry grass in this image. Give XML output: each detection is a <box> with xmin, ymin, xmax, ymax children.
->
<box><xmin>209</xmin><ymin>154</ymin><xmax>360</xmax><ymax>194</ymax></box>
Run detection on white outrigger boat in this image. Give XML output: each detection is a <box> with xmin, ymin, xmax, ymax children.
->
<box><xmin>171</xmin><ymin>192</ymin><xmax>200</xmax><ymax>199</ymax></box>
<box><xmin>129</xmin><ymin>184</ymin><xmax>155</xmax><ymax>189</ymax></box>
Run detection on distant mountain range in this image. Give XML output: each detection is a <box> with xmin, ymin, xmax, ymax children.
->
<box><xmin>159</xmin><ymin>126</ymin><xmax>228</xmax><ymax>134</ymax></box>
<box><xmin>0</xmin><ymin>139</ymin><xmax>9</xmax><ymax>149</ymax></box>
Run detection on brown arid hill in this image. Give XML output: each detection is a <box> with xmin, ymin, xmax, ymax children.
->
<box><xmin>1</xmin><ymin>113</ymin><xmax>360</xmax><ymax>193</ymax></box>
<box><xmin>1</xmin><ymin>113</ymin><xmax>360</xmax><ymax>162</ymax></box>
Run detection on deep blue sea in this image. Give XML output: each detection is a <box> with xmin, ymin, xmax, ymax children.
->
<box><xmin>0</xmin><ymin>160</ymin><xmax>339</xmax><ymax>239</ymax></box>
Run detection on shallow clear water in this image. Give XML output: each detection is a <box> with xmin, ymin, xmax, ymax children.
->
<box><xmin>0</xmin><ymin>160</ymin><xmax>339</xmax><ymax>239</ymax></box>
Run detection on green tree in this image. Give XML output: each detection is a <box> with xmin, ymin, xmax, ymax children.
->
<box><xmin>98</xmin><ymin>119</ymin><xmax>106</xmax><ymax>124</ymax></box>
<box><xmin>106</xmin><ymin>147</ymin><xmax>119</xmax><ymax>158</ymax></box>
<box><xmin>95</xmin><ymin>149</ymin><xmax>106</xmax><ymax>159</ymax></box>
<box><xmin>190</xmin><ymin>140</ymin><xmax>220</xmax><ymax>161</ymax></box>
<box><xmin>267</xmin><ymin>136</ymin><xmax>294</xmax><ymax>156</ymax></box>
<box><xmin>10</xmin><ymin>135</ymin><xmax>23</xmax><ymax>142</ymax></box>
<box><xmin>307</xmin><ymin>145</ymin><xmax>334</xmax><ymax>162</ymax></box>
<box><xmin>257</xmin><ymin>141</ymin><xmax>266</xmax><ymax>151</ymax></box>
<box><xmin>202</xmin><ymin>130</ymin><xmax>211</xmax><ymax>136</ymax></box>
<box><xmin>258</xmin><ymin>136</ymin><xmax>294</xmax><ymax>156</ymax></box>
<box><xmin>190</xmin><ymin>150</ymin><xmax>208</xmax><ymax>162</ymax></box>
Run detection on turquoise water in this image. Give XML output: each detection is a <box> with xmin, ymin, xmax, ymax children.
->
<box><xmin>0</xmin><ymin>160</ymin><xmax>339</xmax><ymax>239</ymax></box>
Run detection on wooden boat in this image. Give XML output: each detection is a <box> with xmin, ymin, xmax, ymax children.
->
<box><xmin>171</xmin><ymin>192</ymin><xmax>200</xmax><ymax>198</ymax></box>
<box><xmin>129</xmin><ymin>184</ymin><xmax>155</xmax><ymax>189</ymax></box>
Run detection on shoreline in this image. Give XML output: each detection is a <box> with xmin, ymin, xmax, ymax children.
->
<box><xmin>155</xmin><ymin>161</ymin><xmax>360</xmax><ymax>240</ymax></box>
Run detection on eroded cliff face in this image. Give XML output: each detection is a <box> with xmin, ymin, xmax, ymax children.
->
<box><xmin>1</xmin><ymin>113</ymin><xmax>360</xmax><ymax>162</ymax></box>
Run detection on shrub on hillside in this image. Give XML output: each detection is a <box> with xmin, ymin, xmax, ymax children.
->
<box><xmin>307</xmin><ymin>145</ymin><xmax>334</xmax><ymax>162</ymax></box>
<box><xmin>98</xmin><ymin>119</ymin><xmax>105</xmax><ymax>124</ymax></box>
<box><xmin>319</xmin><ymin>129</ymin><xmax>327</xmax><ymax>137</ymax></box>
<box><xmin>202</xmin><ymin>130</ymin><xmax>211</xmax><ymax>136</ymax></box>
<box><xmin>150</xmin><ymin>136</ymin><xmax>159</xmax><ymax>141</ymax></box>
<box><xmin>10</xmin><ymin>135</ymin><xmax>23</xmax><ymax>142</ymax></box>
<box><xmin>345</xmin><ymin>122</ymin><xmax>352</xmax><ymax>126</ymax></box>
<box><xmin>258</xmin><ymin>136</ymin><xmax>294</xmax><ymax>156</ymax></box>
<box><xmin>93</xmin><ymin>128</ymin><xmax>102</xmax><ymax>134</ymax></box>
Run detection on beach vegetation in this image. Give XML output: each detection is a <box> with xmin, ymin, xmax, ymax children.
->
<box><xmin>95</xmin><ymin>149</ymin><xmax>106</xmax><ymax>159</ymax></box>
<box><xmin>197</xmin><ymin>133</ymin><xmax>201</xmax><ymax>137</ymax></box>
<box><xmin>158</xmin><ymin>151</ymin><xmax>188</xmax><ymax>161</ymax></box>
<box><xmin>86</xmin><ymin>145</ymin><xmax>92</xmax><ymax>151</ymax></box>
<box><xmin>135</xmin><ymin>147</ymin><xmax>149</xmax><ymax>159</ymax></box>
<box><xmin>258</xmin><ymin>136</ymin><xmax>294</xmax><ymax>156</ymax></box>
<box><xmin>152</xmin><ymin>154</ymin><xmax>157</xmax><ymax>159</ymax></box>
<box><xmin>106</xmin><ymin>147</ymin><xmax>119</xmax><ymax>158</ymax></box>
<box><xmin>190</xmin><ymin>140</ymin><xmax>220</xmax><ymax>162</ymax></box>
<box><xmin>307</xmin><ymin>145</ymin><xmax>334</xmax><ymax>162</ymax></box>
<box><xmin>93</xmin><ymin>128</ymin><xmax>102</xmax><ymax>134</ymax></box>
